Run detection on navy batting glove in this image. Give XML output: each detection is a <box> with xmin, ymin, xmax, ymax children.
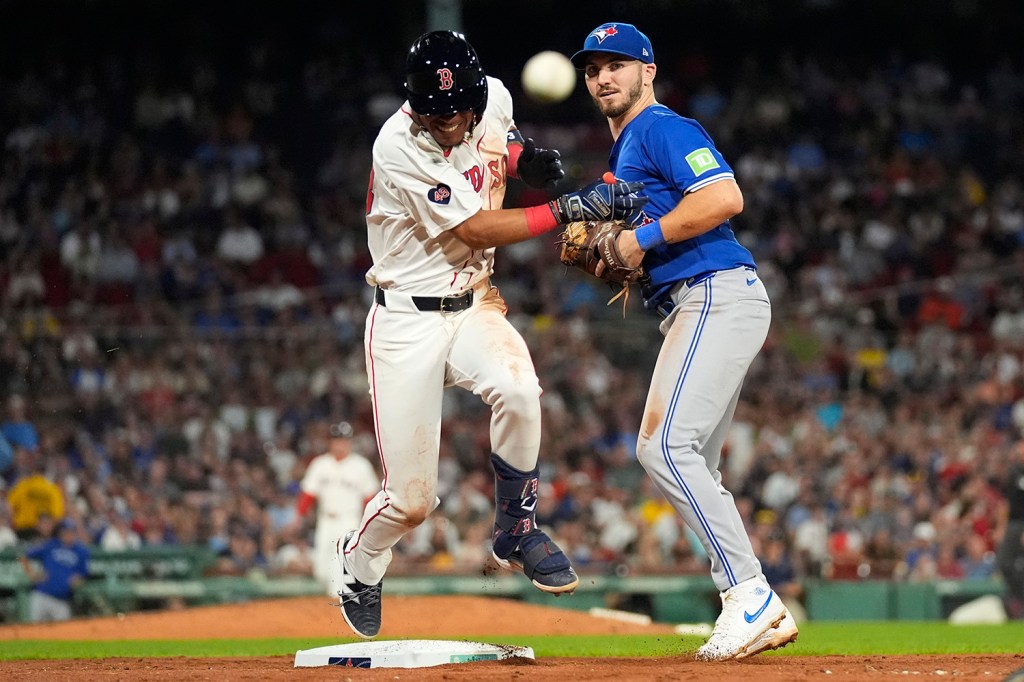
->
<box><xmin>517</xmin><ymin>138</ymin><xmax>564</xmax><ymax>190</ymax></box>
<box><xmin>549</xmin><ymin>178</ymin><xmax>648</xmax><ymax>223</ymax></box>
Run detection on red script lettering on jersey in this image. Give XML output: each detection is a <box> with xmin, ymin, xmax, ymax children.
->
<box><xmin>487</xmin><ymin>157</ymin><xmax>507</xmax><ymax>190</ymax></box>
<box><xmin>462</xmin><ymin>165</ymin><xmax>484</xmax><ymax>192</ymax></box>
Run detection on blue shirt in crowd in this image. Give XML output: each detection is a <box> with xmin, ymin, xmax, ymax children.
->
<box><xmin>1</xmin><ymin>420</ymin><xmax>39</xmax><ymax>450</ymax></box>
<box><xmin>25</xmin><ymin>539</ymin><xmax>91</xmax><ymax>600</ymax></box>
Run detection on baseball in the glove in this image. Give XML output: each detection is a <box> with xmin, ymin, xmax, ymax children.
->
<box><xmin>558</xmin><ymin>219</ymin><xmax>645</xmax><ymax>311</ymax></box>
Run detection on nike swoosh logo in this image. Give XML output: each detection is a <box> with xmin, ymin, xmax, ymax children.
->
<box><xmin>743</xmin><ymin>591</ymin><xmax>774</xmax><ymax>623</ymax></box>
<box><xmin>746</xmin><ymin>277</ymin><xmax>757</xmax><ymax>286</ymax></box>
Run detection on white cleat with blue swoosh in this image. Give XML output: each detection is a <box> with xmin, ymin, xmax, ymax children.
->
<box><xmin>695</xmin><ymin>577</ymin><xmax>798</xmax><ymax>661</ymax></box>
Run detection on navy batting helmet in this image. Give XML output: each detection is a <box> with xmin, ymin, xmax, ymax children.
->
<box><xmin>404</xmin><ymin>30</ymin><xmax>487</xmax><ymax>117</ymax></box>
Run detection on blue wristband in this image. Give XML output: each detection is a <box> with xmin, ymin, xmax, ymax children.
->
<box><xmin>634</xmin><ymin>220</ymin><xmax>666</xmax><ymax>251</ymax></box>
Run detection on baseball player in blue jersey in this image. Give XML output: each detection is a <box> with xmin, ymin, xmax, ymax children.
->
<box><xmin>571</xmin><ymin>23</ymin><xmax>799</xmax><ymax>660</ymax></box>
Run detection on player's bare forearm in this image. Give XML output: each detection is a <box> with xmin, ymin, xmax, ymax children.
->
<box><xmin>451</xmin><ymin>207</ymin><xmax>555</xmax><ymax>249</ymax></box>
<box><xmin>659</xmin><ymin>178</ymin><xmax>743</xmax><ymax>244</ymax></box>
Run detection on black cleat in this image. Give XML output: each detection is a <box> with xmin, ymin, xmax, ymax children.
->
<box><xmin>337</xmin><ymin>531</ymin><xmax>382</xmax><ymax>639</ymax></box>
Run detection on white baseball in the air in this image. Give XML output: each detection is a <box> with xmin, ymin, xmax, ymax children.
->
<box><xmin>521</xmin><ymin>51</ymin><xmax>577</xmax><ymax>104</ymax></box>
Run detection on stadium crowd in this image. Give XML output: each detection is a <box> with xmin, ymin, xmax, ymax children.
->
<box><xmin>1</xmin><ymin>7</ymin><xmax>1023</xmax><ymax>620</ymax></box>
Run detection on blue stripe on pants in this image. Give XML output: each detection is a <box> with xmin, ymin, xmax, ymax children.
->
<box><xmin>660</xmin><ymin>277</ymin><xmax>737</xmax><ymax>586</ymax></box>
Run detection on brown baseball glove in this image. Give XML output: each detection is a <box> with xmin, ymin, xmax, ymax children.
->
<box><xmin>558</xmin><ymin>220</ymin><xmax>645</xmax><ymax>309</ymax></box>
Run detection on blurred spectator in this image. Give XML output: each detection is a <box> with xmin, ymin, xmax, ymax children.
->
<box><xmin>1</xmin><ymin>394</ymin><xmax>40</xmax><ymax>454</ymax></box>
<box><xmin>59</xmin><ymin>221</ymin><xmax>101</xmax><ymax>289</ymax></box>
<box><xmin>263</xmin><ymin>429</ymin><xmax>299</xmax><ymax>488</ymax></box>
<box><xmin>960</xmin><ymin>534</ymin><xmax>997</xmax><ymax>580</ymax></box>
<box><xmin>7</xmin><ymin>461</ymin><xmax>65</xmax><ymax>541</ymax></box>
<box><xmin>934</xmin><ymin>542</ymin><xmax>966</xmax><ymax>579</ymax></box>
<box><xmin>19</xmin><ymin>518</ymin><xmax>90</xmax><ymax>622</ymax></box>
<box><xmin>252</xmin><ymin>269</ymin><xmax>305</xmax><ymax>313</ymax></box>
<box><xmin>0</xmin><ymin>503</ymin><xmax>17</xmax><ymax>550</ymax></box>
<box><xmin>5</xmin><ymin>253</ymin><xmax>46</xmax><ymax>308</ymax></box>
<box><xmin>98</xmin><ymin>509</ymin><xmax>143</xmax><ymax>551</ymax></box>
<box><xmin>760</xmin><ymin>535</ymin><xmax>805</xmax><ymax>621</ymax></box>
<box><xmin>0</xmin><ymin>430</ymin><xmax>12</xmax><ymax>482</ymax></box>
<box><xmin>602</xmin><ymin>442</ymin><xmax>647</xmax><ymax>493</ymax></box>
<box><xmin>270</xmin><ymin>526</ymin><xmax>315</xmax><ymax>577</ymax></box>
<box><xmin>825</xmin><ymin>520</ymin><xmax>866</xmax><ymax>580</ymax></box>
<box><xmin>442</xmin><ymin>470</ymin><xmax>492</xmax><ymax>527</ymax></box>
<box><xmin>450</xmin><ymin>518</ymin><xmax>493</xmax><ymax>572</ymax></box>
<box><xmin>404</xmin><ymin>516</ymin><xmax>462</xmax><ymax>573</ymax></box>
<box><xmin>207</xmin><ymin>529</ymin><xmax>266</xmax><ymax>577</ymax></box>
<box><xmin>792</xmin><ymin>503</ymin><xmax>830</xmax><ymax>577</ymax></box>
<box><xmin>203</xmin><ymin>506</ymin><xmax>230</xmax><ymax>555</ymax></box>
<box><xmin>215</xmin><ymin>205</ymin><xmax>264</xmax><ymax>266</ymax></box>
<box><xmin>905</xmin><ymin>522</ymin><xmax>940</xmax><ymax>582</ymax></box>
<box><xmin>864</xmin><ymin>527</ymin><xmax>901</xmax><ymax>580</ymax></box>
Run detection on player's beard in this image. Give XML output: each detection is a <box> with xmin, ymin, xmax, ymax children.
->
<box><xmin>593</xmin><ymin>75</ymin><xmax>643</xmax><ymax>119</ymax></box>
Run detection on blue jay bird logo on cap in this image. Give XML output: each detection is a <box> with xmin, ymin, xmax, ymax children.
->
<box><xmin>591</xmin><ymin>25</ymin><xmax>619</xmax><ymax>43</ymax></box>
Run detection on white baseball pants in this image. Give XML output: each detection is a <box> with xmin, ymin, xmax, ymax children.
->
<box><xmin>346</xmin><ymin>283</ymin><xmax>542</xmax><ymax>585</ymax></box>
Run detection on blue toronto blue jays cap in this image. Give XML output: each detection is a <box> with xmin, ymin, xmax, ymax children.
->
<box><xmin>571</xmin><ymin>23</ymin><xmax>654</xmax><ymax>68</ymax></box>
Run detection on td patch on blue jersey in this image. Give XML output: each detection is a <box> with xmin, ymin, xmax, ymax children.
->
<box><xmin>428</xmin><ymin>183</ymin><xmax>452</xmax><ymax>204</ymax></box>
<box><xmin>685</xmin><ymin>148</ymin><xmax>719</xmax><ymax>175</ymax></box>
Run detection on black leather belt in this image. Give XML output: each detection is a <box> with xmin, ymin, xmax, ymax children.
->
<box><xmin>375</xmin><ymin>287</ymin><xmax>474</xmax><ymax>313</ymax></box>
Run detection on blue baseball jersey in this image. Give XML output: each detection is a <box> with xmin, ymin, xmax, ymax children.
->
<box><xmin>609</xmin><ymin>104</ymin><xmax>755</xmax><ymax>307</ymax></box>
<box><xmin>26</xmin><ymin>539</ymin><xmax>90</xmax><ymax>600</ymax></box>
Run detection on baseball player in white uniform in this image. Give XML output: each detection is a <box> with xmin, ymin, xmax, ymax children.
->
<box><xmin>336</xmin><ymin>29</ymin><xmax>647</xmax><ymax>639</ymax></box>
<box><xmin>293</xmin><ymin>421</ymin><xmax>379</xmax><ymax>595</ymax></box>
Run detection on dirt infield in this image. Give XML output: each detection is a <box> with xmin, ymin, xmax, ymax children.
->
<box><xmin>1</xmin><ymin>596</ymin><xmax>1022</xmax><ymax>681</ymax></box>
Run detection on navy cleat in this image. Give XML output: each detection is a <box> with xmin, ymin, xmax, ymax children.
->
<box><xmin>489</xmin><ymin>453</ymin><xmax>579</xmax><ymax>594</ymax></box>
<box><xmin>492</xmin><ymin>528</ymin><xmax>579</xmax><ymax>594</ymax></box>
<box><xmin>336</xmin><ymin>531</ymin><xmax>382</xmax><ymax>639</ymax></box>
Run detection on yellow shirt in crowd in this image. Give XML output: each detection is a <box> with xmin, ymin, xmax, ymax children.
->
<box><xmin>7</xmin><ymin>474</ymin><xmax>65</xmax><ymax>531</ymax></box>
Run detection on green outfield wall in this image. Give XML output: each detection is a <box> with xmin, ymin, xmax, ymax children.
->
<box><xmin>0</xmin><ymin>549</ymin><xmax>1007</xmax><ymax>624</ymax></box>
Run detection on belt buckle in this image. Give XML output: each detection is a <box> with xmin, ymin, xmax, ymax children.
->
<box><xmin>439</xmin><ymin>291</ymin><xmax>467</xmax><ymax>313</ymax></box>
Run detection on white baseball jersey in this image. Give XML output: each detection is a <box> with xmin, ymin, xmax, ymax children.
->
<box><xmin>365</xmin><ymin>76</ymin><xmax>513</xmax><ymax>295</ymax></box>
<box><xmin>346</xmin><ymin>76</ymin><xmax>545</xmax><ymax>587</ymax></box>
<box><xmin>300</xmin><ymin>452</ymin><xmax>379</xmax><ymax>589</ymax></box>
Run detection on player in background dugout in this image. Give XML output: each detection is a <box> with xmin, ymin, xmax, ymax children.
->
<box><xmin>19</xmin><ymin>517</ymin><xmax>90</xmax><ymax>622</ymax></box>
<box><xmin>291</xmin><ymin>421</ymin><xmax>379</xmax><ymax>596</ymax></box>
<box><xmin>570</xmin><ymin>22</ymin><xmax>798</xmax><ymax>660</ymax></box>
<box><xmin>335</xmin><ymin>28</ymin><xmax>648</xmax><ymax>640</ymax></box>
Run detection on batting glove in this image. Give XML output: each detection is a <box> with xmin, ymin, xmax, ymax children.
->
<box><xmin>549</xmin><ymin>178</ymin><xmax>648</xmax><ymax>223</ymax></box>
<box><xmin>517</xmin><ymin>138</ymin><xmax>564</xmax><ymax>190</ymax></box>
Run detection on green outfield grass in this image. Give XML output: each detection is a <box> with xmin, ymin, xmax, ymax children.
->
<box><xmin>3</xmin><ymin>622</ymin><xmax>1024</xmax><ymax>660</ymax></box>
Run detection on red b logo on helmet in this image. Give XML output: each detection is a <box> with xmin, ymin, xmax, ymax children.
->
<box><xmin>436</xmin><ymin>68</ymin><xmax>454</xmax><ymax>90</ymax></box>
